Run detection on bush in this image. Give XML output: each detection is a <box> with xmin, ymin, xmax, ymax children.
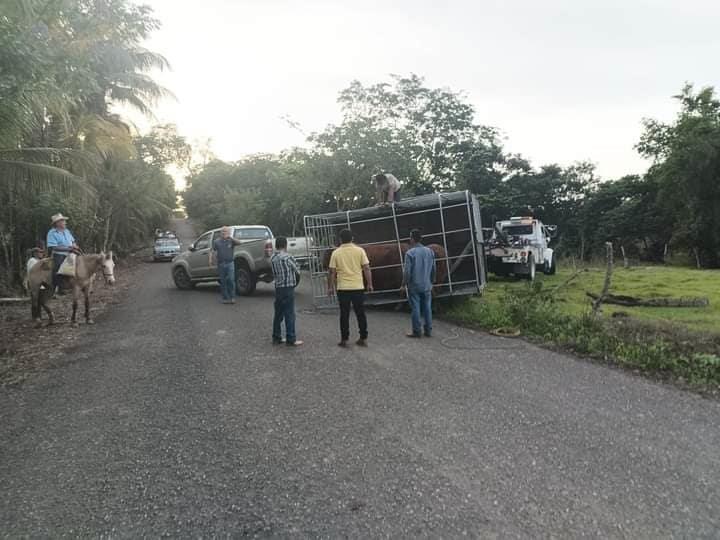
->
<box><xmin>446</xmin><ymin>283</ymin><xmax>720</xmax><ymax>389</ymax></box>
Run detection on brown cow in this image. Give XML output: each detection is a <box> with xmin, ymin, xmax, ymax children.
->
<box><xmin>322</xmin><ymin>242</ymin><xmax>447</xmax><ymax>294</ymax></box>
<box><xmin>427</xmin><ymin>243</ymin><xmax>449</xmax><ymax>289</ymax></box>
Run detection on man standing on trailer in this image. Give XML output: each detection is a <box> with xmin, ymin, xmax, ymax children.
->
<box><xmin>327</xmin><ymin>229</ymin><xmax>374</xmax><ymax>348</ymax></box>
<box><xmin>402</xmin><ymin>229</ymin><xmax>436</xmax><ymax>338</ymax></box>
<box><xmin>373</xmin><ymin>172</ymin><xmax>402</xmax><ymax>205</ymax></box>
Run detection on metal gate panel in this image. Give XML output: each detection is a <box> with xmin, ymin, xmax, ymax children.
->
<box><xmin>303</xmin><ymin>191</ymin><xmax>486</xmax><ymax>309</ymax></box>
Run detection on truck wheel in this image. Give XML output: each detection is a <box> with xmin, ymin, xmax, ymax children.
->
<box><xmin>545</xmin><ymin>257</ymin><xmax>557</xmax><ymax>275</ymax></box>
<box><xmin>235</xmin><ymin>266</ymin><xmax>257</xmax><ymax>296</ymax></box>
<box><xmin>173</xmin><ymin>267</ymin><xmax>194</xmax><ymax>290</ymax></box>
<box><xmin>524</xmin><ymin>255</ymin><xmax>536</xmax><ymax>281</ymax></box>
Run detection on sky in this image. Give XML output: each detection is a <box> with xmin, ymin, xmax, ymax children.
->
<box><xmin>135</xmin><ymin>0</ymin><xmax>720</xmax><ymax>182</ymax></box>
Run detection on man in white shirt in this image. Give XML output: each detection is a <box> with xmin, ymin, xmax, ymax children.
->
<box><xmin>373</xmin><ymin>173</ymin><xmax>402</xmax><ymax>205</ymax></box>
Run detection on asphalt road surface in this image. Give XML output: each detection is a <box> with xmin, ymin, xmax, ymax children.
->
<box><xmin>1</xmin><ymin>220</ymin><xmax>719</xmax><ymax>538</ymax></box>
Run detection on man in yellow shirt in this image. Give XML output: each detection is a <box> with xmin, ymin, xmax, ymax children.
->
<box><xmin>327</xmin><ymin>229</ymin><xmax>374</xmax><ymax>348</ymax></box>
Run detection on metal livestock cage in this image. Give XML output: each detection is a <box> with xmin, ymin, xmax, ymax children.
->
<box><xmin>303</xmin><ymin>191</ymin><xmax>487</xmax><ymax>308</ymax></box>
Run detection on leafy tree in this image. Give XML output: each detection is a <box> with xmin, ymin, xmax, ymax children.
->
<box><xmin>0</xmin><ymin>0</ymin><xmax>180</xmax><ymax>290</ymax></box>
<box><xmin>312</xmin><ymin>74</ymin><xmax>502</xmax><ymax>196</ymax></box>
<box><xmin>638</xmin><ymin>84</ymin><xmax>720</xmax><ymax>267</ymax></box>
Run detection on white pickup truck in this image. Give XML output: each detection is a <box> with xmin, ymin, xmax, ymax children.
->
<box><xmin>286</xmin><ymin>236</ymin><xmax>314</xmax><ymax>268</ymax></box>
<box><xmin>486</xmin><ymin>217</ymin><xmax>556</xmax><ymax>280</ymax></box>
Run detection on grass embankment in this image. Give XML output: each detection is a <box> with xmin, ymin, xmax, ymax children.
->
<box><xmin>447</xmin><ymin>265</ymin><xmax>720</xmax><ymax>390</ymax></box>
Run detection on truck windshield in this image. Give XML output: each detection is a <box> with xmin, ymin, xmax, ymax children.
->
<box><xmin>502</xmin><ymin>225</ymin><xmax>533</xmax><ymax>236</ymax></box>
<box><xmin>234</xmin><ymin>228</ymin><xmax>271</xmax><ymax>240</ymax></box>
<box><xmin>155</xmin><ymin>239</ymin><xmax>180</xmax><ymax>247</ymax></box>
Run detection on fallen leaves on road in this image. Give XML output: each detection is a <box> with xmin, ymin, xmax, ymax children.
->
<box><xmin>0</xmin><ymin>256</ymin><xmax>142</xmax><ymax>386</ymax></box>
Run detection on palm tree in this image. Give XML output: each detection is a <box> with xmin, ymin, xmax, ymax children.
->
<box><xmin>0</xmin><ymin>0</ymin><xmax>177</xmax><ymax>286</ymax></box>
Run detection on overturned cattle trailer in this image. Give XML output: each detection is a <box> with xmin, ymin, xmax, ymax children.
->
<box><xmin>304</xmin><ymin>191</ymin><xmax>487</xmax><ymax>308</ymax></box>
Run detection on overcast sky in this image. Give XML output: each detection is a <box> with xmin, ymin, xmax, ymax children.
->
<box><xmin>138</xmin><ymin>0</ymin><xmax>720</xmax><ymax>181</ymax></box>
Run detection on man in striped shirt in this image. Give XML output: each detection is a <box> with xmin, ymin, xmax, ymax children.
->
<box><xmin>271</xmin><ymin>237</ymin><xmax>303</xmax><ymax>346</ymax></box>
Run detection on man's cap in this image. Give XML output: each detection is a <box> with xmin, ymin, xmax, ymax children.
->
<box><xmin>50</xmin><ymin>213</ymin><xmax>69</xmax><ymax>225</ymax></box>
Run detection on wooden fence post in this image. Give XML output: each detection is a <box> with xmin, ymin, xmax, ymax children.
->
<box><xmin>592</xmin><ymin>242</ymin><xmax>614</xmax><ymax>315</ymax></box>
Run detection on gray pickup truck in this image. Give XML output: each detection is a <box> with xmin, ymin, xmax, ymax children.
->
<box><xmin>171</xmin><ymin>225</ymin><xmax>274</xmax><ymax>295</ymax></box>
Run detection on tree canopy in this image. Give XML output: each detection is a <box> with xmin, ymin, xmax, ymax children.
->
<box><xmin>185</xmin><ymin>78</ymin><xmax>720</xmax><ymax>268</ymax></box>
<box><xmin>0</xmin><ymin>0</ymin><xmax>187</xmax><ymax>292</ymax></box>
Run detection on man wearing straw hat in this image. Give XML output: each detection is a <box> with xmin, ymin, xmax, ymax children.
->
<box><xmin>47</xmin><ymin>213</ymin><xmax>79</xmax><ymax>295</ymax></box>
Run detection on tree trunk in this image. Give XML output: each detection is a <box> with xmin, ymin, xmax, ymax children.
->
<box><xmin>102</xmin><ymin>208</ymin><xmax>114</xmax><ymax>252</ymax></box>
<box><xmin>108</xmin><ymin>221</ymin><xmax>119</xmax><ymax>254</ymax></box>
<box><xmin>1</xmin><ymin>234</ymin><xmax>12</xmax><ymax>289</ymax></box>
<box><xmin>692</xmin><ymin>247</ymin><xmax>701</xmax><ymax>269</ymax></box>
<box><xmin>586</xmin><ymin>292</ymin><xmax>709</xmax><ymax>308</ymax></box>
<box><xmin>620</xmin><ymin>245</ymin><xmax>629</xmax><ymax>268</ymax></box>
<box><xmin>291</xmin><ymin>213</ymin><xmax>300</xmax><ymax>237</ymax></box>
<box><xmin>592</xmin><ymin>242</ymin><xmax>614</xmax><ymax>315</ymax></box>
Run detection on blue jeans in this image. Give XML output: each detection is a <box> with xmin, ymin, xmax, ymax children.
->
<box><xmin>408</xmin><ymin>289</ymin><xmax>432</xmax><ymax>336</ymax></box>
<box><xmin>273</xmin><ymin>286</ymin><xmax>296</xmax><ymax>344</ymax></box>
<box><xmin>218</xmin><ymin>262</ymin><xmax>235</xmax><ymax>301</ymax></box>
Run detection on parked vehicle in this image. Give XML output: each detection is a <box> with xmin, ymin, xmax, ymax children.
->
<box><xmin>155</xmin><ymin>229</ymin><xmax>177</xmax><ymax>239</ymax></box>
<box><xmin>286</xmin><ymin>236</ymin><xmax>314</xmax><ymax>268</ymax></box>
<box><xmin>171</xmin><ymin>225</ymin><xmax>274</xmax><ymax>295</ymax></box>
<box><xmin>153</xmin><ymin>237</ymin><xmax>181</xmax><ymax>261</ymax></box>
<box><xmin>485</xmin><ymin>217</ymin><xmax>556</xmax><ymax>280</ymax></box>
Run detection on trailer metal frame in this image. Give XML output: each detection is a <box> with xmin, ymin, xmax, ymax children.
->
<box><xmin>303</xmin><ymin>191</ymin><xmax>486</xmax><ymax>309</ymax></box>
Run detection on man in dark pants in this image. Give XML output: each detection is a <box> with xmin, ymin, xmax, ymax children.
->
<box><xmin>271</xmin><ymin>236</ymin><xmax>303</xmax><ymax>346</ymax></box>
<box><xmin>327</xmin><ymin>229</ymin><xmax>374</xmax><ymax>348</ymax></box>
<box><xmin>402</xmin><ymin>229</ymin><xmax>436</xmax><ymax>338</ymax></box>
<box><xmin>46</xmin><ymin>213</ymin><xmax>79</xmax><ymax>295</ymax></box>
<box><xmin>210</xmin><ymin>226</ymin><xmax>242</xmax><ymax>304</ymax></box>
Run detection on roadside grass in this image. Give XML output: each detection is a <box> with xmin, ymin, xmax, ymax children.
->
<box><xmin>445</xmin><ymin>264</ymin><xmax>720</xmax><ymax>391</ymax></box>
<box><xmin>488</xmin><ymin>265</ymin><xmax>720</xmax><ymax>333</ymax></box>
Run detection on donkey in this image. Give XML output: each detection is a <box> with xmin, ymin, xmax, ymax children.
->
<box><xmin>28</xmin><ymin>252</ymin><xmax>116</xmax><ymax>327</ymax></box>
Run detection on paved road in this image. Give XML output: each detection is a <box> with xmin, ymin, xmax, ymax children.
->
<box><xmin>1</xmin><ymin>220</ymin><xmax>719</xmax><ymax>538</ymax></box>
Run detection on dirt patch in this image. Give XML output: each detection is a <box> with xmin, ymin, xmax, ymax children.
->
<box><xmin>0</xmin><ymin>254</ymin><xmax>146</xmax><ymax>386</ymax></box>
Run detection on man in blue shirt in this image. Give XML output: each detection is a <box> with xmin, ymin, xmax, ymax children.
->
<box><xmin>46</xmin><ymin>213</ymin><xmax>79</xmax><ymax>294</ymax></box>
<box><xmin>402</xmin><ymin>229</ymin><xmax>436</xmax><ymax>338</ymax></box>
<box><xmin>271</xmin><ymin>237</ymin><xmax>303</xmax><ymax>347</ymax></box>
<box><xmin>210</xmin><ymin>226</ymin><xmax>242</xmax><ymax>304</ymax></box>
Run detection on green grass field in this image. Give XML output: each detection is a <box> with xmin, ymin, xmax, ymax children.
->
<box><xmin>477</xmin><ymin>265</ymin><xmax>720</xmax><ymax>334</ymax></box>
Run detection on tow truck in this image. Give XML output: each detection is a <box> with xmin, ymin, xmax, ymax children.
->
<box><xmin>485</xmin><ymin>217</ymin><xmax>556</xmax><ymax>280</ymax></box>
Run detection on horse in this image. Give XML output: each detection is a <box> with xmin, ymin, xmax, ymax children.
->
<box><xmin>28</xmin><ymin>252</ymin><xmax>116</xmax><ymax>327</ymax></box>
<box><xmin>322</xmin><ymin>242</ymin><xmax>448</xmax><ymax>294</ymax></box>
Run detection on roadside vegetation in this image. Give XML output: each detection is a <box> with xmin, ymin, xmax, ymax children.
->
<box><xmin>0</xmin><ymin>0</ymin><xmax>189</xmax><ymax>295</ymax></box>
<box><xmin>447</xmin><ymin>267</ymin><xmax>720</xmax><ymax>390</ymax></box>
